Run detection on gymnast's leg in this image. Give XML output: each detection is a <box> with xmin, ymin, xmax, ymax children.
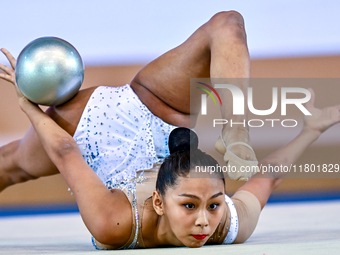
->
<box><xmin>0</xmin><ymin>11</ymin><xmax>255</xmax><ymax>191</ymax></box>
<box><xmin>131</xmin><ymin>11</ymin><xmax>256</xmax><ymax>179</ymax></box>
<box><xmin>208</xmin><ymin>11</ymin><xmax>258</xmax><ymax>180</ymax></box>
<box><xmin>0</xmin><ymin>87</ymin><xmax>96</xmax><ymax>192</ymax></box>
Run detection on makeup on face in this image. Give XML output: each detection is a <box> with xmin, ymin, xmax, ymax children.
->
<box><xmin>162</xmin><ymin>176</ymin><xmax>225</xmax><ymax>247</ymax></box>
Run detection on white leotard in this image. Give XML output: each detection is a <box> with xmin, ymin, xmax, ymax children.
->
<box><xmin>73</xmin><ymin>85</ymin><xmax>176</xmax><ymax>184</ymax></box>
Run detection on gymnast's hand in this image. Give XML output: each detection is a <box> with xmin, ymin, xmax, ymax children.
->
<box><xmin>0</xmin><ymin>48</ymin><xmax>31</xmax><ymax>106</ymax></box>
<box><xmin>303</xmin><ymin>88</ymin><xmax>340</xmax><ymax>135</ymax></box>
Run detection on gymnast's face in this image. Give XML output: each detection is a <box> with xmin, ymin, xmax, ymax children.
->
<box><xmin>159</xmin><ymin>174</ymin><xmax>225</xmax><ymax>248</ymax></box>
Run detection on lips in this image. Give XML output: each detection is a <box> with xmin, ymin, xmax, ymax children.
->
<box><xmin>192</xmin><ymin>234</ymin><xmax>208</xmax><ymax>240</ymax></box>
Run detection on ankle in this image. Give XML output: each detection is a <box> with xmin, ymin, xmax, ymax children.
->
<box><xmin>221</xmin><ymin>126</ymin><xmax>251</xmax><ymax>145</ymax></box>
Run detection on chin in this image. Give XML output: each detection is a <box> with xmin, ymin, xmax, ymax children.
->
<box><xmin>185</xmin><ymin>240</ymin><xmax>207</xmax><ymax>248</ymax></box>
<box><xmin>187</xmin><ymin>243</ymin><xmax>205</xmax><ymax>248</ymax></box>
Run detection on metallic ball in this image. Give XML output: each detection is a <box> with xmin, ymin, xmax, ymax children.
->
<box><xmin>15</xmin><ymin>37</ymin><xmax>84</xmax><ymax>106</ymax></box>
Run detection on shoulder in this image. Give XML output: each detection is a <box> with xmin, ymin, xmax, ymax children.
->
<box><xmin>231</xmin><ymin>190</ymin><xmax>261</xmax><ymax>244</ymax></box>
<box><xmin>92</xmin><ymin>188</ymin><xmax>135</xmax><ymax>249</ymax></box>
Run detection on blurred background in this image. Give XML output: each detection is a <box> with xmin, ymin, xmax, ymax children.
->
<box><xmin>0</xmin><ymin>0</ymin><xmax>339</xmax><ymax>213</ymax></box>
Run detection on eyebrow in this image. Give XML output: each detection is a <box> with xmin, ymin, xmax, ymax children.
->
<box><xmin>178</xmin><ymin>192</ymin><xmax>224</xmax><ymax>200</ymax></box>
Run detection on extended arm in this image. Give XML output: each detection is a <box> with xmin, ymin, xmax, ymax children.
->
<box><xmin>0</xmin><ymin>48</ymin><xmax>132</xmax><ymax>247</ymax></box>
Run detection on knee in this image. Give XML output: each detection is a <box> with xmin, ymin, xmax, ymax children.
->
<box><xmin>211</xmin><ymin>11</ymin><xmax>245</xmax><ymax>26</ymax></box>
<box><xmin>205</xmin><ymin>11</ymin><xmax>247</xmax><ymax>42</ymax></box>
<box><xmin>0</xmin><ymin>142</ymin><xmax>37</xmax><ymax>188</ymax></box>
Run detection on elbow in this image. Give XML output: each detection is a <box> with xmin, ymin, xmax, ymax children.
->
<box><xmin>91</xmin><ymin>220</ymin><xmax>114</xmax><ymax>245</ymax></box>
<box><xmin>52</xmin><ymin>137</ymin><xmax>79</xmax><ymax>159</ymax></box>
<box><xmin>90</xmin><ymin>216</ymin><xmax>130</xmax><ymax>248</ymax></box>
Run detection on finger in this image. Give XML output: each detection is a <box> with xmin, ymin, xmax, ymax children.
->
<box><xmin>329</xmin><ymin>105</ymin><xmax>340</xmax><ymax>116</ymax></box>
<box><xmin>305</xmin><ymin>88</ymin><xmax>315</xmax><ymax>108</ymax></box>
<box><xmin>0</xmin><ymin>48</ymin><xmax>16</xmax><ymax>70</ymax></box>
<box><xmin>333</xmin><ymin>105</ymin><xmax>340</xmax><ymax>121</ymax></box>
<box><xmin>0</xmin><ymin>72</ymin><xmax>15</xmax><ymax>84</ymax></box>
<box><xmin>0</xmin><ymin>62</ymin><xmax>14</xmax><ymax>75</ymax></box>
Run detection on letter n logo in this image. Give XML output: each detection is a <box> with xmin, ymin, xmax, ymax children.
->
<box><xmin>196</xmin><ymin>82</ymin><xmax>222</xmax><ymax>115</ymax></box>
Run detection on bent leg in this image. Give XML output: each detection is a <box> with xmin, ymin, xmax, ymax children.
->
<box><xmin>0</xmin><ymin>87</ymin><xmax>96</xmax><ymax>192</ymax></box>
<box><xmin>207</xmin><ymin>12</ymin><xmax>258</xmax><ymax>180</ymax></box>
<box><xmin>132</xmin><ymin>11</ymin><xmax>257</xmax><ymax>179</ymax></box>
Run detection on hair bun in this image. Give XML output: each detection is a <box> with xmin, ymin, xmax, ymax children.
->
<box><xmin>168</xmin><ymin>127</ymin><xmax>198</xmax><ymax>154</ymax></box>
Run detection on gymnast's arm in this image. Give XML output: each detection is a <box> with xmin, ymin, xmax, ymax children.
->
<box><xmin>0</xmin><ymin>48</ymin><xmax>132</xmax><ymax>248</ymax></box>
<box><xmin>232</xmin><ymin>88</ymin><xmax>340</xmax><ymax>243</ymax></box>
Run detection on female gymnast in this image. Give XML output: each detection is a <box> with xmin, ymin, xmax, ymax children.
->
<box><xmin>0</xmin><ymin>11</ymin><xmax>258</xmax><ymax>189</ymax></box>
<box><xmin>0</xmin><ymin>10</ymin><xmax>340</xmax><ymax>249</ymax></box>
<box><xmin>1</xmin><ymin>65</ymin><xmax>339</xmax><ymax>249</ymax></box>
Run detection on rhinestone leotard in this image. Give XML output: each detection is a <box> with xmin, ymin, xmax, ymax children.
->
<box><xmin>73</xmin><ymin>85</ymin><xmax>176</xmax><ymax>184</ymax></box>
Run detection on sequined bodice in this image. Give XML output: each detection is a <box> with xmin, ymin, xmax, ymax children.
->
<box><xmin>73</xmin><ymin>85</ymin><xmax>176</xmax><ymax>183</ymax></box>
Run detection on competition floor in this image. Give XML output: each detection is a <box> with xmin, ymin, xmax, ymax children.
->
<box><xmin>0</xmin><ymin>200</ymin><xmax>339</xmax><ymax>255</ymax></box>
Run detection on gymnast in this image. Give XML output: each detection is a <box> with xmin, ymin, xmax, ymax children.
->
<box><xmin>0</xmin><ymin>10</ymin><xmax>340</xmax><ymax>249</ymax></box>
<box><xmin>1</xmin><ymin>66</ymin><xmax>340</xmax><ymax>249</ymax></box>
<box><xmin>0</xmin><ymin>11</ymin><xmax>258</xmax><ymax>188</ymax></box>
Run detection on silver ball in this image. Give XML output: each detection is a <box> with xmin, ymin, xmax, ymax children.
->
<box><xmin>15</xmin><ymin>37</ymin><xmax>84</xmax><ymax>106</ymax></box>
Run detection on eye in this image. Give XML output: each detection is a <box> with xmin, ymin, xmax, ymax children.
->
<box><xmin>184</xmin><ymin>203</ymin><xmax>195</xmax><ymax>209</ymax></box>
<box><xmin>209</xmin><ymin>203</ymin><xmax>220</xmax><ymax>210</ymax></box>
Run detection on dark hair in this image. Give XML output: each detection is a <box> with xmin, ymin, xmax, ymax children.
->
<box><xmin>156</xmin><ymin>127</ymin><xmax>225</xmax><ymax>196</ymax></box>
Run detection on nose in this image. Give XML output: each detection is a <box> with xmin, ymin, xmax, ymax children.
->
<box><xmin>195</xmin><ymin>209</ymin><xmax>209</xmax><ymax>227</ymax></box>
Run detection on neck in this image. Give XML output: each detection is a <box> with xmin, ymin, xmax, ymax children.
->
<box><xmin>154</xmin><ymin>215</ymin><xmax>183</xmax><ymax>247</ymax></box>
